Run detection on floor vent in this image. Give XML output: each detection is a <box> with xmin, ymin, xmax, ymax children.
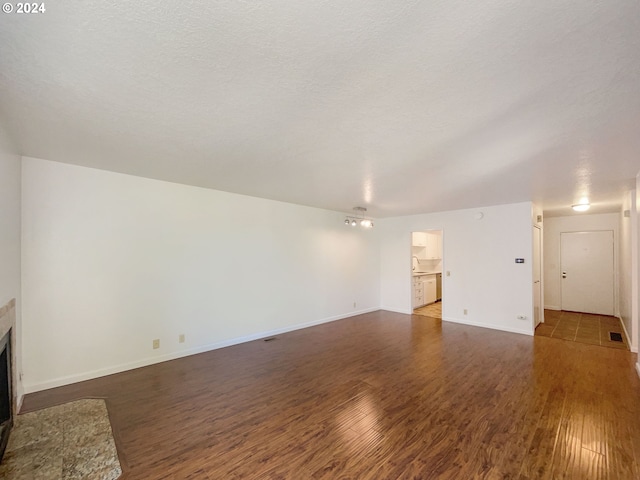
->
<box><xmin>264</xmin><ymin>337</ymin><xmax>276</xmax><ymax>342</ymax></box>
<box><xmin>609</xmin><ymin>332</ymin><xmax>623</xmax><ymax>343</ymax></box>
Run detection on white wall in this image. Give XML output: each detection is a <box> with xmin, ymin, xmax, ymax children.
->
<box><xmin>636</xmin><ymin>173</ymin><xmax>640</xmax><ymax>375</ymax></box>
<box><xmin>543</xmin><ymin>213</ymin><xmax>620</xmax><ymax>314</ymax></box>
<box><xmin>379</xmin><ymin>202</ymin><xmax>534</xmax><ymax>336</ymax></box>
<box><xmin>619</xmin><ymin>190</ymin><xmax>637</xmax><ymax>351</ymax></box>
<box><xmin>0</xmin><ymin>123</ymin><xmax>22</xmax><ymax>400</ymax></box>
<box><xmin>21</xmin><ymin>157</ymin><xmax>380</xmax><ymax>392</ymax></box>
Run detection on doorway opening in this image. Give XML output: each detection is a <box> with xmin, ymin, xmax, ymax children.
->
<box><xmin>535</xmin><ymin>229</ymin><xmax>628</xmax><ymax>350</ymax></box>
<box><xmin>411</xmin><ymin>230</ymin><xmax>443</xmax><ymax>319</ymax></box>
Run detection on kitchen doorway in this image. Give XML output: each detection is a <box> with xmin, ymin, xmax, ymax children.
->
<box><xmin>411</xmin><ymin>230</ymin><xmax>443</xmax><ymax>319</ymax></box>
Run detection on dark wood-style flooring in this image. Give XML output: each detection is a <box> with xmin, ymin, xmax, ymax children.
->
<box><xmin>21</xmin><ymin>310</ymin><xmax>640</xmax><ymax>479</ymax></box>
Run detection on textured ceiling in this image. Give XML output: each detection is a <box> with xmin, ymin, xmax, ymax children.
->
<box><xmin>1</xmin><ymin>0</ymin><xmax>639</xmax><ymax>218</ymax></box>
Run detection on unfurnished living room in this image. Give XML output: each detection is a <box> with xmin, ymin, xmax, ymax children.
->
<box><xmin>1</xmin><ymin>1</ymin><xmax>640</xmax><ymax>479</ymax></box>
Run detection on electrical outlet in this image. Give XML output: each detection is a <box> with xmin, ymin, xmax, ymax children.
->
<box><xmin>153</xmin><ymin>339</ymin><xmax>160</xmax><ymax>349</ymax></box>
<box><xmin>463</xmin><ymin>309</ymin><xmax>468</xmax><ymax>315</ymax></box>
<box><xmin>179</xmin><ymin>334</ymin><xmax>185</xmax><ymax>343</ymax></box>
<box><xmin>517</xmin><ymin>315</ymin><xmax>527</xmax><ymax>320</ymax></box>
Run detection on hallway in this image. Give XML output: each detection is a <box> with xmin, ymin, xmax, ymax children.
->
<box><xmin>535</xmin><ymin>310</ymin><xmax>629</xmax><ymax>350</ymax></box>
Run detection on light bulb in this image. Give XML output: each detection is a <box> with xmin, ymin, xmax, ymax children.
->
<box><xmin>351</xmin><ymin>220</ymin><xmax>357</xmax><ymax>227</ymax></box>
<box><xmin>360</xmin><ymin>219</ymin><xmax>372</xmax><ymax>228</ymax></box>
<box><xmin>572</xmin><ymin>203</ymin><xmax>590</xmax><ymax>212</ymax></box>
<box><xmin>345</xmin><ymin>219</ymin><xmax>350</xmax><ymax>225</ymax></box>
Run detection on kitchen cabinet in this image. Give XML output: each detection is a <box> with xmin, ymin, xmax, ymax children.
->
<box><xmin>412</xmin><ymin>232</ymin><xmax>428</xmax><ymax>247</ymax></box>
<box><xmin>412</xmin><ymin>232</ymin><xmax>441</xmax><ymax>259</ymax></box>
<box><xmin>412</xmin><ymin>277</ymin><xmax>425</xmax><ymax>308</ymax></box>
<box><xmin>413</xmin><ymin>274</ymin><xmax>438</xmax><ymax>307</ymax></box>
<box><xmin>423</xmin><ymin>275</ymin><xmax>437</xmax><ymax>305</ymax></box>
<box><xmin>425</xmin><ymin>234</ymin><xmax>441</xmax><ymax>259</ymax></box>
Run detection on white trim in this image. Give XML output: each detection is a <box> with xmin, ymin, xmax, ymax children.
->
<box><xmin>380</xmin><ymin>306</ymin><xmax>413</xmax><ymax>315</ymax></box>
<box><xmin>23</xmin><ymin>307</ymin><xmax>379</xmax><ymax>394</ymax></box>
<box><xmin>442</xmin><ymin>316</ymin><xmax>534</xmax><ymax>336</ymax></box>
<box><xmin>618</xmin><ymin>316</ymin><xmax>637</xmax><ymax>353</ymax></box>
<box><xmin>636</xmin><ymin>362</ymin><xmax>640</xmax><ymax>380</ymax></box>
<box><xmin>544</xmin><ymin>305</ymin><xmax>561</xmax><ymax>311</ymax></box>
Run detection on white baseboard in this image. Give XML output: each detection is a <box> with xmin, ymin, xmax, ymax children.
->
<box><xmin>636</xmin><ymin>363</ymin><xmax>640</xmax><ymax>380</ymax></box>
<box><xmin>442</xmin><ymin>316</ymin><xmax>534</xmax><ymax>336</ymax></box>
<box><xmin>544</xmin><ymin>305</ymin><xmax>561</xmax><ymax>311</ymax></box>
<box><xmin>379</xmin><ymin>306</ymin><xmax>412</xmax><ymax>315</ymax></box>
<box><xmin>24</xmin><ymin>307</ymin><xmax>379</xmax><ymax>394</ymax></box>
<box><xmin>617</xmin><ymin>316</ymin><xmax>637</xmax><ymax>353</ymax></box>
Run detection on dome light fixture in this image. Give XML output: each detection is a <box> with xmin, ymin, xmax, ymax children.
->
<box><xmin>344</xmin><ymin>207</ymin><xmax>374</xmax><ymax>229</ymax></box>
<box><xmin>572</xmin><ymin>202</ymin><xmax>590</xmax><ymax>212</ymax></box>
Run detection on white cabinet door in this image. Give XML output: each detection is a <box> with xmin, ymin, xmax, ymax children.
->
<box><xmin>412</xmin><ymin>278</ymin><xmax>425</xmax><ymax>308</ymax></box>
<box><xmin>425</xmin><ymin>233</ymin><xmax>442</xmax><ymax>259</ymax></box>
<box><xmin>412</xmin><ymin>232</ymin><xmax>427</xmax><ymax>247</ymax></box>
<box><xmin>424</xmin><ymin>276</ymin><xmax>437</xmax><ymax>304</ymax></box>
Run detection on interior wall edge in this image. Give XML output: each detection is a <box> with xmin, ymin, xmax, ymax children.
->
<box><xmin>442</xmin><ymin>316</ymin><xmax>534</xmax><ymax>337</ymax></box>
<box><xmin>380</xmin><ymin>306</ymin><xmax>413</xmax><ymax>315</ymax></box>
<box><xmin>618</xmin><ymin>315</ymin><xmax>634</xmax><ymax>352</ymax></box>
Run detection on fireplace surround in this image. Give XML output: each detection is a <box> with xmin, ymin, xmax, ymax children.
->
<box><xmin>0</xmin><ymin>299</ymin><xmax>16</xmax><ymax>464</ymax></box>
<box><xmin>0</xmin><ymin>330</ymin><xmax>11</xmax><ymax>461</ymax></box>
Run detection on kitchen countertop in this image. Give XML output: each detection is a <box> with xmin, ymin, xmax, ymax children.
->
<box><xmin>413</xmin><ymin>271</ymin><xmax>441</xmax><ymax>276</ymax></box>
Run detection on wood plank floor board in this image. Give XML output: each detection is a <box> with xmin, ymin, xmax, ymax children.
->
<box><xmin>20</xmin><ymin>310</ymin><xmax>640</xmax><ymax>479</ymax></box>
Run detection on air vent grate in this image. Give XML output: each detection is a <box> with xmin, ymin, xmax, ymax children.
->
<box><xmin>609</xmin><ymin>332</ymin><xmax>623</xmax><ymax>343</ymax></box>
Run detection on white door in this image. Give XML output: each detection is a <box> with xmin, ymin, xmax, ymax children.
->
<box><xmin>560</xmin><ymin>231</ymin><xmax>614</xmax><ymax>315</ymax></box>
<box><xmin>533</xmin><ymin>226</ymin><xmax>542</xmax><ymax>327</ymax></box>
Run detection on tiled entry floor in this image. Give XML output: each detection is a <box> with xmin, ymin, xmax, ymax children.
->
<box><xmin>535</xmin><ymin>309</ymin><xmax>629</xmax><ymax>350</ymax></box>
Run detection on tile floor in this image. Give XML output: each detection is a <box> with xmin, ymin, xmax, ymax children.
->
<box><xmin>413</xmin><ymin>300</ymin><xmax>442</xmax><ymax>319</ymax></box>
<box><xmin>0</xmin><ymin>399</ymin><xmax>121</xmax><ymax>480</ymax></box>
<box><xmin>535</xmin><ymin>309</ymin><xmax>629</xmax><ymax>350</ymax></box>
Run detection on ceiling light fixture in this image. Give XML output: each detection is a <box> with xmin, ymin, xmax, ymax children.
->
<box><xmin>571</xmin><ymin>203</ymin><xmax>590</xmax><ymax>212</ymax></box>
<box><xmin>344</xmin><ymin>207</ymin><xmax>374</xmax><ymax>229</ymax></box>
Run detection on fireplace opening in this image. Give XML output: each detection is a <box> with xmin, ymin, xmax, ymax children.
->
<box><xmin>0</xmin><ymin>329</ymin><xmax>12</xmax><ymax>463</ymax></box>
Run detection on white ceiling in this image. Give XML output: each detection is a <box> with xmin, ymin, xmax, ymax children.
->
<box><xmin>1</xmin><ymin>0</ymin><xmax>639</xmax><ymax>218</ymax></box>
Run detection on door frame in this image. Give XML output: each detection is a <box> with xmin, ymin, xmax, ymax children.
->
<box><xmin>533</xmin><ymin>225</ymin><xmax>543</xmax><ymax>328</ymax></box>
<box><xmin>409</xmin><ymin>229</ymin><xmax>444</xmax><ymax>314</ymax></box>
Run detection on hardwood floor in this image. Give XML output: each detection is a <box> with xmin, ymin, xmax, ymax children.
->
<box><xmin>21</xmin><ymin>311</ymin><xmax>640</xmax><ymax>479</ymax></box>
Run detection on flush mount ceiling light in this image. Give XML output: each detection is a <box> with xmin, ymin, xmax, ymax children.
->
<box><xmin>572</xmin><ymin>202</ymin><xmax>590</xmax><ymax>212</ymax></box>
<box><xmin>344</xmin><ymin>207</ymin><xmax>374</xmax><ymax>229</ymax></box>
